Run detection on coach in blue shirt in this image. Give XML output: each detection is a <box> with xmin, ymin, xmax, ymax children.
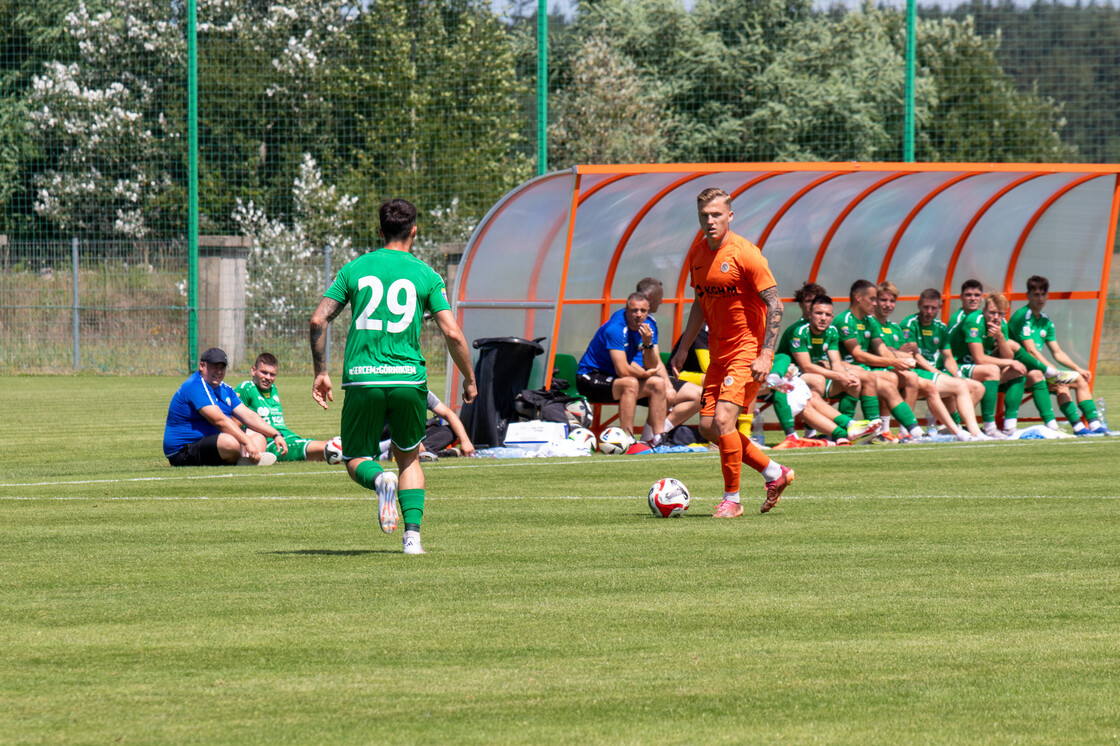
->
<box><xmin>163</xmin><ymin>347</ymin><xmax>288</xmax><ymax>467</ymax></box>
<box><xmin>575</xmin><ymin>292</ymin><xmax>670</xmax><ymax>443</ymax></box>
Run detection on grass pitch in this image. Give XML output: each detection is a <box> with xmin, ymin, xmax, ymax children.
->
<box><xmin>3</xmin><ymin>376</ymin><xmax>1120</xmax><ymax>744</ymax></box>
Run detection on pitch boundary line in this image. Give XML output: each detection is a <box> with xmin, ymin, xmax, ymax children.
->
<box><xmin>1</xmin><ymin>437</ymin><xmax>1113</xmax><ymax>490</ymax></box>
<box><xmin>3</xmin><ymin>493</ymin><xmax>1119</xmax><ymax>501</ymax></box>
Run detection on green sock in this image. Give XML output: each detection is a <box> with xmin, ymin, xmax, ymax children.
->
<box><xmin>773</xmin><ymin>391</ymin><xmax>796</xmax><ymax>434</ymax></box>
<box><xmin>354</xmin><ymin>459</ymin><xmax>385</xmax><ymax>490</ymax></box>
<box><xmin>834</xmin><ymin>414</ymin><xmax>852</xmax><ymax>429</ymax></box>
<box><xmin>831</xmin><ymin>426</ymin><xmax>847</xmax><ymax>440</ymax></box>
<box><xmin>1013</xmin><ymin>346</ymin><xmax>1048</xmax><ymax>373</ymax></box>
<box><xmin>951</xmin><ymin>411</ymin><xmax>962</xmax><ymax>425</ymax></box>
<box><xmin>1060</xmin><ymin>400</ymin><xmax>1081</xmax><ymax>425</ymax></box>
<box><xmin>771</xmin><ymin>353</ymin><xmax>792</xmax><ymax>378</ymax></box>
<box><xmin>1030</xmin><ymin>380</ymin><xmax>1056</xmax><ymax>421</ymax></box>
<box><xmin>891</xmin><ymin>402</ymin><xmax>919</xmax><ymax>431</ymax></box>
<box><xmin>860</xmin><ymin>395</ymin><xmax>881</xmax><ymax>421</ymax></box>
<box><xmin>1001</xmin><ymin>376</ymin><xmax>1025</xmax><ymax>419</ymax></box>
<box><xmin>399</xmin><ymin>488</ymin><xmax>425</xmax><ymax>527</ymax></box>
<box><xmin>981</xmin><ymin>380</ymin><xmax>999</xmax><ymax>423</ymax></box>
<box><xmin>1079</xmin><ymin>398</ymin><xmax>1100</xmax><ymax>422</ymax></box>
<box><xmin>838</xmin><ymin>394</ymin><xmax>858</xmax><ymax>417</ymax></box>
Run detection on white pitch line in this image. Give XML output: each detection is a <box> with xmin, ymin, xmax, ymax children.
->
<box><xmin>1</xmin><ymin>437</ymin><xmax>1114</xmax><ymax>490</ymax></box>
<box><xmin>3</xmin><ymin>493</ymin><xmax>1119</xmax><ymax>501</ymax></box>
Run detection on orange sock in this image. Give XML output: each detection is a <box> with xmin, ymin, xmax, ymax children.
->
<box><xmin>739</xmin><ymin>430</ymin><xmax>772</xmax><ymax>474</ymax></box>
<box><xmin>718</xmin><ymin>432</ymin><xmax>742</xmax><ymax>494</ymax></box>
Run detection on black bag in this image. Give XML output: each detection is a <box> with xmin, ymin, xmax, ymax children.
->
<box><xmin>515</xmin><ymin>388</ymin><xmax>586</xmax><ymax>425</ymax></box>
<box><xmin>459</xmin><ymin>337</ymin><xmax>545</xmax><ymax>447</ymax></box>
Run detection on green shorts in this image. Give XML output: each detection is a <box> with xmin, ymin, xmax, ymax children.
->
<box><xmin>267</xmin><ymin>431</ymin><xmax>312</xmax><ymax>462</ymax></box>
<box><xmin>916</xmin><ymin>369</ymin><xmax>940</xmax><ymax>382</ymax></box>
<box><xmin>340</xmin><ymin>385</ymin><xmax>426</xmax><ymax>461</ymax></box>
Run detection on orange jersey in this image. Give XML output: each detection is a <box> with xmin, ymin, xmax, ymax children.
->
<box><xmin>686</xmin><ymin>231</ymin><xmax>777</xmax><ymax>366</ymax></box>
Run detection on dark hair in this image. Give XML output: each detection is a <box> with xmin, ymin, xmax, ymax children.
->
<box><xmin>379</xmin><ymin>198</ymin><xmax>418</xmax><ymax>243</ymax></box>
<box><xmin>794</xmin><ymin>282</ymin><xmax>827</xmax><ymax>304</ymax></box>
<box><xmin>918</xmin><ymin>288</ymin><xmax>942</xmax><ymax>303</ymax></box>
<box><xmin>849</xmin><ymin>279</ymin><xmax>875</xmax><ymax>303</ymax></box>
<box><xmin>636</xmin><ymin>277</ymin><xmax>662</xmax><ymax>295</ymax></box>
<box><xmin>1027</xmin><ymin>274</ymin><xmax>1049</xmax><ymax>293</ymax></box>
<box><xmin>810</xmin><ymin>294</ymin><xmax>834</xmax><ymax>308</ymax></box>
<box><xmin>254</xmin><ymin>352</ymin><xmax>278</xmax><ymax>369</ymax></box>
<box><xmin>960</xmin><ymin>278</ymin><xmax>984</xmax><ymax>294</ymax></box>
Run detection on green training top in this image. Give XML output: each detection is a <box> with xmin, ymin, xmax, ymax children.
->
<box><xmin>324</xmin><ymin>248</ymin><xmax>451</xmax><ymax>388</ymax></box>
<box><xmin>836</xmin><ymin>308</ymin><xmax>880</xmax><ymax>365</ymax></box>
<box><xmin>902</xmin><ymin>313</ymin><xmax>951</xmax><ymax>369</ymax></box>
<box><xmin>788</xmin><ymin>323</ymin><xmax>839</xmax><ymax>366</ymax></box>
<box><xmin>1008</xmin><ymin>305</ymin><xmax>1057</xmax><ymax>347</ymax></box>
<box><xmin>776</xmin><ymin>317</ymin><xmax>810</xmax><ymax>358</ymax></box>
<box><xmin>876</xmin><ymin>317</ymin><xmax>905</xmax><ymax>350</ymax></box>
<box><xmin>234</xmin><ymin>380</ymin><xmax>295</xmax><ymax>438</ymax></box>
<box><xmin>950</xmin><ymin>309</ymin><xmax>1008</xmax><ymax>364</ymax></box>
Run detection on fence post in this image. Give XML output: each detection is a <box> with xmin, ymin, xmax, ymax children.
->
<box><xmin>71</xmin><ymin>236</ymin><xmax>80</xmax><ymax>370</ymax></box>
<box><xmin>323</xmin><ymin>243</ymin><xmax>331</xmax><ymax>369</ymax></box>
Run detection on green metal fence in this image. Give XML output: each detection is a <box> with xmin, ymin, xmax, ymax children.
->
<box><xmin>1</xmin><ymin>0</ymin><xmax>1118</xmax><ymax>375</ymax></box>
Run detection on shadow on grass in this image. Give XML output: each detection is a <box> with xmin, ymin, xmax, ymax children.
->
<box><xmin>269</xmin><ymin>549</ymin><xmax>389</xmax><ymax>556</ymax></box>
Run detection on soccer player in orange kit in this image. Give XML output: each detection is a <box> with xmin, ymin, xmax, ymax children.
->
<box><xmin>669</xmin><ymin>187</ymin><xmax>794</xmax><ymax>516</ymax></box>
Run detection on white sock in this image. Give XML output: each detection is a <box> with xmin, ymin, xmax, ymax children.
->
<box><xmin>1073</xmin><ymin>422</ymin><xmax>1088</xmax><ymax>433</ymax></box>
<box><xmin>881</xmin><ymin>415</ymin><xmax>892</xmax><ymax>431</ymax></box>
<box><xmin>1046</xmin><ymin>419</ymin><xmax>1059</xmax><ymax>430</ymax></box>
<box><xmin>984</xmin><ymin>421</ymin><xmax>998</xmax><ymax>434</ymax></box>
<box><xmin>1089</xmin><ymin>419</ymin><xmax>1101</xmax><ymax>430</ymax></box>
<box><xmin>908</xmin><ymin>425</ymin><xmax>924</xmax><ymax>439</ymax></box>
<box><xmin>1003</xmin><ymin>418</ymin><xmax>1017</xmax><ymax>431</ymax></box>
<box><xmin>723</xmin><ymin>491</ymin><xmax>741</xmax><ymax>503</ymax></box>
<box><xmin>1044</xmin><ymin>366</ymin><xmax>1058</xmax><ymax>378</ymax></box>
<box><xmin>762</xmin><ymin>461</ymin><xmax>783</xmax><ymax>482</ymax></box>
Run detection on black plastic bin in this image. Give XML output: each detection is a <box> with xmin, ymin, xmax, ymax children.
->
<box><xmin>460</xmin><ymin>336</ymin><xmax>545</xmax><ymax>448</ymax></box>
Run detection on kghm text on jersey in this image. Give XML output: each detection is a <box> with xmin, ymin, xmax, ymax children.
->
<box><xmin>695</xmin><ymin>285</ymin><xmax>740</xmax><ymax>299</ymax></box>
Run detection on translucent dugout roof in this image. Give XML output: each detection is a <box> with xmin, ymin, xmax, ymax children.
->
<box><xmin>448</xmin><ymin>163</ymin><xmax>1120</xmax><ymax>406</ymax></box>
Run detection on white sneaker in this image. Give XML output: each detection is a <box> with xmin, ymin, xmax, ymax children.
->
<box><xmin>403</xmin><ymin>530</ymin><xmax>425</xmax><ymax>554</ymax></box>
<box><xmin>375</xmin><ymin>471</ymin><xmax>399</xmax><ymax>534</ymax></box>
<box><xmin>955</xmin><ymin>431</ymin><xmax>974</xmax><ymax>442</ymax></box>
<box><xmin>1002</xmin><ymin>427</ymin><xmax>1018</xmax><ymax>438</ymax></box>
<box><xmin>1048</xmin><ymin>369</ymin><xmax>1080</xmax><ymax>385</ymax></box>
<box><xmin>972</xmin><ymin>431</ymin><xmax>994</xmax><ymax>441</ymax></box>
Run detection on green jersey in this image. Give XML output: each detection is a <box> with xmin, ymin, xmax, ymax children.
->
<box><xmin>324</xmin><ymin>248</ymin><xmax>451</xmax><ymax>388</ymax></box>
<box><xmin>950</xmin><ymin>309</ymin><xmax>1008</xmax><ymax>364</ymax></box>
<box><xmin>875</xmin><ymin>317</ymin><xmax>905</xmax><ymax>350</ymax></box>
<box><xmin>947</xmin><ymin>307</ymin><xmax>969</xmax><ymax>336</ymax></box>
<box><xmin>234</xmin><ymin>380</ymin><xmax>293</xmax><ymax>436</ymax></box>
<box><xmin>1008</xmin><ymin>306</ymin><xmax>1056</xmax><ymax>347</ymax></box>
<box><xmin>902</xmin><ymin>313</ymin><xmax>951</xmax><ymax>369</ymax></box>
<box><xmin>777</xmin><ymin>317</ymin><xmax>811</xmax><ymax>358</ymax></box>
<box><xmin>836</xmin><ymin>308</ymin><xmax>880</xmax><ymax>364</ymax></box>
<box><xmin>788</xmin><ymin>323</ymin><xmax>839</xmax><ymax>366</ymax></box>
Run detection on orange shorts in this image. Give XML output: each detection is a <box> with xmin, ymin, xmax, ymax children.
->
<box><xmin>700</xmin><ymin>357</ymin><xmax>762</xmax><ymax>417</ymax></box>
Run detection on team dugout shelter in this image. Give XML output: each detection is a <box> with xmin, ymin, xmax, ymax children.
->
<box><xmin>446</xmin><ymin>163</ymin><xmax>1120</xmax><ymax>410</ymax></box>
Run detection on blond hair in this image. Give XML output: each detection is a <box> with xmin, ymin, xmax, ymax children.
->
<box><xmin>697</xmin><ymin>187</ymin><xmax>731</xmax><ymax>208</ymax></box>
<box><xmin>877</xmin><ymin>280</ymin><xmax>900</xmax><ymax>299</ymax></box>
<box><xmin>984</xmin><ymin>292</ymin><xmax>1009</xmax><ymax>313</ymax></box>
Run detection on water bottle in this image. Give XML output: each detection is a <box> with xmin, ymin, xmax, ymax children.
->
<box><xmin>1097</xmin><ymin>397</ymin><xmax>1108</xmax><ymax>429</ymax></box>
<box><xmin>751</xmin><ymin>405</ymin><xmax>765</xmax><ymax>446</ymax></box>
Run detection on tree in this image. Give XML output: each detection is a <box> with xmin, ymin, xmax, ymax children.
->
<box><xmin>548</xmin><ymin>33</ymin><xmax>665</xmax><ymax>166</ymax></box>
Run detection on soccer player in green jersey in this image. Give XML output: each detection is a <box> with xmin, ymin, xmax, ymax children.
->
<box><xmin>893</xmin><ymin>288</ymin><xmax>989</xmax><ymax>440</ymax></box>
<box><xmin>948</xmin><ymin>279</ymin><xmax>985</xmax><ymax>336</ymax></box>
<box><xmin>836</xmin><ymin>279</ymin><xmax>924</xmax><ymax>441</ymax></box>
<box><xmin>309</xmin><ymin>199</ymin><xmax>477</xmax><ymax>555</ymax></box>
<box><xmin>783</xmin><ymin>294</ymin><xmax>880</xmax><ymax>442</ymax></box>
<box><xmin>772</xmin><ymin>281</ymin><xmax>830</xmax><ymax>438</ymax></box>
<box><xmin>1009</xmin><ymin>275</ymin><xmax>1106</xmax><ymax>435</ymax></box>
<box><xmin>235</xmin><ymin>352</ymin><xmax>337</xmax><ymax>462</ymax></box>
<box><xmin>949</xmin><ymin>292</ymin><xmax>1029</xmax><ymax>437</ymax></box>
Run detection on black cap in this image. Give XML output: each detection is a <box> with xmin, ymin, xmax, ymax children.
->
<box><xmin>200</xmin><ymin>347</ymin><xmax>228</xmax><ymax>365</ymax></box>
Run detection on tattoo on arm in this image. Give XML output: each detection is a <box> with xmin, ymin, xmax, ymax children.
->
<box><xmin>309</xmin><ymin>298</ymin><xmax>343</xmax><ymax>372</ymax></box>
<box><xmin>759</xmin><ymin>286</ymin><xmax>783</xmax><ymax>352</ymax></box>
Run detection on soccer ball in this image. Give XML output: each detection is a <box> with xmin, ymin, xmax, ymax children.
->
<box><xmin>324</xmin><ymin>436</ymin><xmax>344</xmax><ymax>465</ymax></box>
<box><xmin>565</xmin><ymin>399</ymin><xmax>592</xmax><ymax>428</ymax></box>
<box><xmin>597</xmin><ymin>426</ymin><xmax>633</xmax><ymax>455</ymax></box>
<box><xmin>648</xmin><ymin>477</ymin><xmax>690</xmax><ymax>518</ymax></box>
<box><xmin>567</xmin><ymin>427</ymin><xmax>597</xmax><ymax>454</ymax></box>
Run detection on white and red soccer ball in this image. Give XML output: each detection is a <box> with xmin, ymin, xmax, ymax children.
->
<box><xmin>324</xmin><ymin>436</ymin><xmax>344</xmax><ymax>465</ymax></box>
<box><xmin>648</xmin><ymin>477</ymin><xmax>690</xmax><ymax>518</ymax></box>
